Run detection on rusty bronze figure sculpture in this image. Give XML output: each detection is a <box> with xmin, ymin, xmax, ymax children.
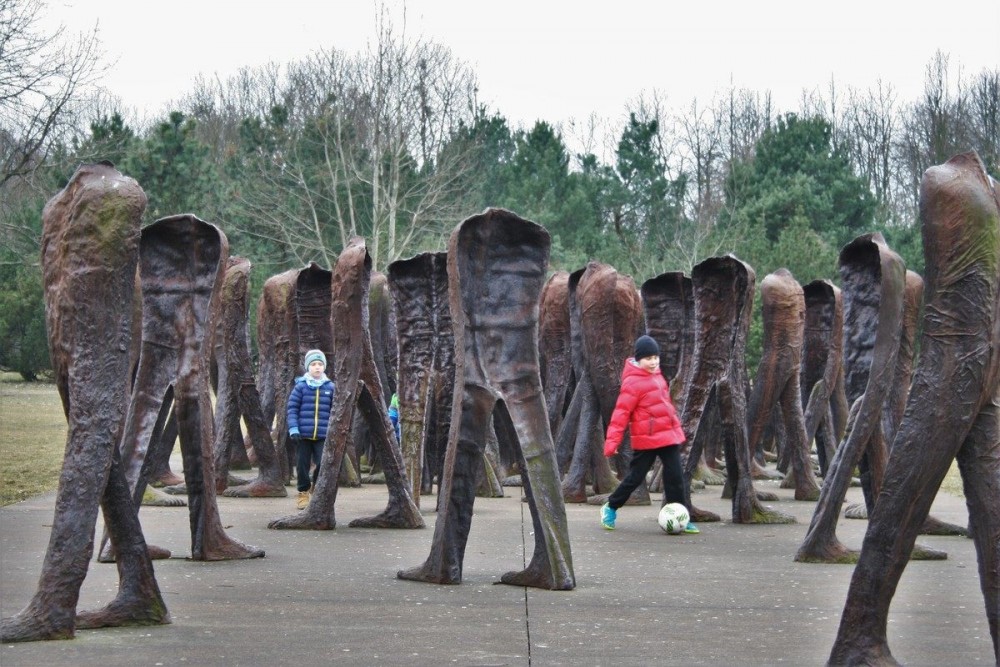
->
<box><xmin>829</xmin><ymin>152</ymin><xmax>1000</xmax><ymax>665</ymax></box>
<box><xmin>353</xmin><ymin>271</ymin><xmax>400</xmax><ymax>477</ymax></box>
<box><xmin>1</xmin><ymin>163</ymin><xmax>168</xmax><ymax>642</ymax></box>
<box><xmin>680</xmin><ymin>255</ymin><xmax>794</xmax><ymax>524</ymax></box>
<box><xmin>398</xmin><ymin>209</ymin><xmax>575</xmax><ymax>590</ymax></box>
<box><xmin>795</xmin><ymin>233</ymin><xmax>906</xmax><ymax>563</ymax></box>
<box><xmin>255</xmin><ymin>268</ymin><xmax>299</xmax><ymax>482</ymax></box>
<box><xmin>539</xmin><ymin>270</ymin><xmax>574</xmax><ymax>444</ymax></box>
<box><xmin>211</xmin><ymin>256</ymin><xmax>286</xmax><ymax>498</ymax></box>
<box><xmin>745</xmin><ymin>269</ymin><xmax>821</xmax><ymax>501</ymax></box>
<box><xmin>558</xmin><ymin>262</ymin><xmax>641</xmax><ymax>503</ymax></box>
<box><xmin>800</xmin><ymin>280</ymin><xmax>847</xmax><ymax>478</ymax></box>
<box><xmin>106</xmin><ymin>215</ymin><xmax>265</xmax><ymax>562</ymax></box>
<box><xmin>388</xmin><ymin>252</ymin><xmax>454</xmax><ymax>504</ymax></box>
<box><xmin>268</xmin><ymin>238</ymin><xmax>423</xmax><ymax>530</ymax></box>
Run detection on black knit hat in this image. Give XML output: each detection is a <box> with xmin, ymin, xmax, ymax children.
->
<box><xmin>633</xmin><ymin>335</ymin><xmax>660</xmax><ymax>360</ymax></box>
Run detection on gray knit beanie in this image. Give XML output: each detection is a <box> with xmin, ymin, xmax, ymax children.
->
<box><xmin>303</xmin><ymin>349</ymin><xmax>327</xmax><ymax>371</ymax></box>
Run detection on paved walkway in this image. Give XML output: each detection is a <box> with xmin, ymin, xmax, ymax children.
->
<box><xmin>0</xmin><ymin>473</ymin><xmax>991</xmax><ymax>666</ymax></box>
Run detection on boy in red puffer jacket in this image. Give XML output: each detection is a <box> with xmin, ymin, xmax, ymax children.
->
<box><xmin>601</xmin><ymin>335</ymin><xmax>699</xmax><ymax>534</ymax></box>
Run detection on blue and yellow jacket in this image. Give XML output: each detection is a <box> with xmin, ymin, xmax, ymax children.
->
<box><xmin>287</xmin><ymin>376</ymin><xmax>336</xmax><ymax>441</ymax></box>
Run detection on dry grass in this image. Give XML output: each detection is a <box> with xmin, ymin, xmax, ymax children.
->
<box><xmin>0</xmin><ymin>373</ymin><xmax>67</xmax><ymax>506</ymax></box>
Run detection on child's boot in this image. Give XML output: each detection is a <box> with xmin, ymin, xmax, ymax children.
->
<box><xmin>297</xmin><ymin>490</ymin><xmax>311</xmax><ymax>510</ymax></box>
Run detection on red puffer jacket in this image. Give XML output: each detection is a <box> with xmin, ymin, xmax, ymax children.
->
<box><xmin>604</xmin><ymin>359</ymin><xmax>685</xmax><ymax>456</ymax></box>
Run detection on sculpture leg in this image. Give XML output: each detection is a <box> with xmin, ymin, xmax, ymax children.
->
<box><xmin>76</xmin><ymin>446</ymin><xmax>169</xmax><ymax>629</ymax></box>
<box><xmin>957</xmin><ymin>397</ymin><xmax>1000</xmax><ymax>660</ymax></box>
<box><xmin>179</xmin><ymin>385</ymin><xmax>264</xmax><ymax>560</ymax></box>
<box><xmin>494</xmin><ymin>394</ymin><xmax>575</xmax><ymax>590</ymax></box>
<box><xmin>398</xmin><ymin>387</ymin><xmax>493</xmax><ymax>584</ymax></box>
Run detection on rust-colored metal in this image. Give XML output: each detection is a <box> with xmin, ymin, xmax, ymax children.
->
<box><xmin>796</xmin><ymin>233</ymin><xmax>905</xmax><ymax>563</ymax></box>
<box><xmin>681</xmin><ymin>255</ymin><xmax>794</xmax><ymax>524</ymax></box>
<box><xmin>1</xmin><ymin>163</ymin><xmax>168</xmax><ymax>642</ymax></box>
<box><xmin>398</xmin><ymin>209</ymin><xmax>575</xmax><ymax>590</ymax></box>
<box><xmin>268</xmin><ymin>238</ymin><xmax>423</xmax><ymax>530</ymax></box>
<box><xmin>256</xmin><ymin>268</ymin><xmax>299</xmax><ymax>483</ymax></box>
<box><xmin>800</xmin><ymin>280</ymin><xmax>845</xmax><ymax>478</ymax></box>
<box><xmin>539</xmin><ymin>270</ymin><xmax>574</xmax><ymax>443</ymax></box>
<box><xmin>745</xmin><ymin>269</ymin><xmax>820</xmax><ymax>501</ymax></box>
<box><xmin>112</xmin><ymin>215</ymin><xmax>265</xmax><ymax>562</ymax></box>
<box><xmin>559</xmin><ymin>262</ymin><xmax>641</xmax><ymax>503</ymax></box>
<box><xmin>212</xmin><ymin>257</ymin><xmax>286</xmax><ymax>498</ymax></box>
<box><xmin>388</xmin><ymin>252</ymin><xmax>454</xmax><ymax>504</ymax></box>
<box><xmin>829</xmin><ymin>152</ymin><xmax>1000</xmax><ymax>665</ymax></box>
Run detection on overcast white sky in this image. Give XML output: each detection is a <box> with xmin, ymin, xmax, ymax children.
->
<box><xmin>45</xmin><ymin>0</ymin><xmax>1000</xmax><ymax>132</ymax></box>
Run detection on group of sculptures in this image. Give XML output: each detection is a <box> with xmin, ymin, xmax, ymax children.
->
<box><xmin>1</xmin><ymin>151</ymin><xmax>997</xmax><ymax>666</ymax></box>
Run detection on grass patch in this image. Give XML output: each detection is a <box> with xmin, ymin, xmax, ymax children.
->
<box><xmin>0</xmin><ymin>374</ymin><xmax>67</xmax><ymax>506</ymax></box>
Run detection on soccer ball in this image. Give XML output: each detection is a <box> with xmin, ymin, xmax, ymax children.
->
<box><xmin>657</xmin><ymin>502</ymin><xmax>690</xmax><ymax>534</ymax></box>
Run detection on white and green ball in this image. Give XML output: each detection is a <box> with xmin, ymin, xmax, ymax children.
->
<box><xmin>657</xmin><ymin>502</ymin><xmax>690</xmax><ymax>534</ymax></box>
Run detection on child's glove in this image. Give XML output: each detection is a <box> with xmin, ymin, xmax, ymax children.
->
<box><xmin>288</xmin><ymin>430</ymin><xmax>301</xmax><ymax>446</ymax></box>
<box><xmin>603</xmin><ymin>441</ymin><xmax>618</xmax><ymax>458</ymax></box>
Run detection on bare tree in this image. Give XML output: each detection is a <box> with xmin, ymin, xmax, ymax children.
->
<box><xmin>0</xmin><ymin>0</ymin><xmax>104</xmax><ymax>188</ymax></box>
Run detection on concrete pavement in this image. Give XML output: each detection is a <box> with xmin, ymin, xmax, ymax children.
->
<box><xmin>1</xmin><ymin>473</ymin><xmax>991</xmax><ymax>666</ymax></box>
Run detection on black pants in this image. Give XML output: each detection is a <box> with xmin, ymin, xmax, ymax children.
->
<box><xmin>607</xmin><ymin>444</ymin><xmax>685</xmax><ymax>510</ymax></box>
<box><xmin>296</xmin><ymin>438</ymin><xmax>323</xmax><ymax>492</ymax></box>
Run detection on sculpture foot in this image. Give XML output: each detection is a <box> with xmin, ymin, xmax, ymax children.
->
<box><xmin>191</xmin><ymin>538</ymin><xmax>264</xmax><ymax>561</ymax></box>
<box><xmin>920</xmin><ymin>515</ymin><xmax>968</xmax><ymax>536</ymax></box>
<box><xmin>695</xmin><ymin>467</ymin><xmax>727</xmax><ymax>486</ymax></box>
<box><xmin>756</xmin><ymin>490</ymin><xmax>780</xmax><ymax>501</ymax></box>
<box><xmin>794</xmin><ymin>539</ymin><xmax>859</xmax><ymax>564</ymax></box>
<box><xmin>222</xmin><ymin>478</ymin><xmax>288</xmax><ymax>498</ymax></box>
<box><xmin>501</xmin><ymin>475</ymin><xmax>523</xmax><ymax>487</ymax></box>
<box><xmin>751</xmin><ymin>462</ymin><xmax>784</xmax><ymax>480</ymax></box>
<box><xmin>749</xmin><ymin>506</ymin><xmax>796</xmax><ymax>524</ymax></box>
<box><xmin>75</xmin><ymin>597</ymin><xmax>171</xmax><ymax>630</ymax></box>
<box><xmin>499</xmin><ymin>560</ymin><xmax>575</xmax><ymax>591</ymax></box>
<box><xmin>843</xmin><ymin>502</ymin><xmax>868</xmax><ymax>519</ymax></box>
<box><xmin>561</xmin><ymin>487</ymin><xmax>588</xmax><ymax>504</ymax></box>
<box><xmin>396</xmin><ymin>562</ymin><xmax>460</xmax><ymax>585</ymax></box>
<box><xmin>348</xmin><ymin>507</ymin><xmax>425</xmax><ymax>529</ymax></box>
<box><xmin>150</xmin><ymin>470</ymin><xmax>184</xmax><ymax>487</ymax></box>
<box><xmin>267</xmin><ymin>512</ymin><xmax>335</xmax><ymax>530</ymax></box>
<box><xmin>910</xmin><ymin>542</ymin><xmax>948</xmax><ymax>560</ymax></box>
<box><xmin>141</xmin><ymin>486</ymin><xmax>187</xmax><ymax>507</ymax></box>
<box><xmin>0</xmin><ymin>609</ymin><xmax>74</xmax><ymax>643</ymax></box>
<box><xmin>98</xmin><ymin>543</ymin><xmax>171</xmax><ymax>563</ymax></box>
<box><xmin>361</xmin><ymin>472</ymin><xmax>387</xmax><ymax>484</ymax></box>
<box><xmin>689</xmin><ymin>505</ymin><xmax>721</xmax><ymax>523</ymax></box>
<box><xmin>793</xmin><ymin>485</ymin><xmax>821</xmax><ymax>502</ymax></box>
<box><xmin>828</xmin><ymin>641</ymin><xmax>900</xmax><ymax>666</ymax></box>
<box><xmin>161</xmin><ymin>483</ymin><xmax>188</xmax><ymax>495</ymax></box>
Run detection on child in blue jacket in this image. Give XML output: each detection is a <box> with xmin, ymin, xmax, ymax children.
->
<box><xmin>287</xmin><ymin>349</ymin><xmax>335</xmax><ymax>509</ymax></box>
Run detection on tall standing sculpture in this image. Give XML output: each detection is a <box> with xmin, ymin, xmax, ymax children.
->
<box><xmin>828</xmin><ymin>152</ymin><xmax>1000</xmax><ymax>665</ymax></box>
<box><xmin>0</xmin><ymin>163</ymin><xmax>168</xmax><ymax>642</ymax></box>
<box><xmin>256</xmin><ymin>268</ymin><xmax>299</xmax><ymax>482</ymax></box>
<box><xmin>796</xmin><ymin>233</ymin><xmax>906</xmax><ymax>563</ymax></box>
<box><xmin>108</xmin><ymin>215</ymin><xmax>264</xmax><ymax>562</ymax></box>
<box><xmin>212</xmin><ymin>256</ymin><xmax>286</xmax><ymax>498</ymax></box>
<box><xmin>268</xmin><ymin>238</ymin><xmax>423</xmax><ymax>530</ymax></box>
<box><xmin>800</xmin><ymin>280</ymin><xmax>846</xmax><ymax>478</ymax></box>
<box><xmin>539</xmin><ymin>270</ymin><xmax>574</xmax><ymax>444</ymax></box>
<box><xmin>398</xmin><ymin>209</ymin><xmax>575</xmax><ymax>590</ymax></box>
<box><xmin>680</xmin><ymin>255</ymin><xmax>794</xmax><ymax>524</ymax></box>
<box><xmin>561</xmin><ymin>262</ymin><xmax>644</xmax><ymax>504</ymax></box>
<box><xmin>388</xmin><ymin>252</ymin><xmax>454</xmax><ymax>503</ymax></box>
<box><xmin>745</xmin><ymin>269</ymin><xmax>820</xmax><ymax>501</ymax></box>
